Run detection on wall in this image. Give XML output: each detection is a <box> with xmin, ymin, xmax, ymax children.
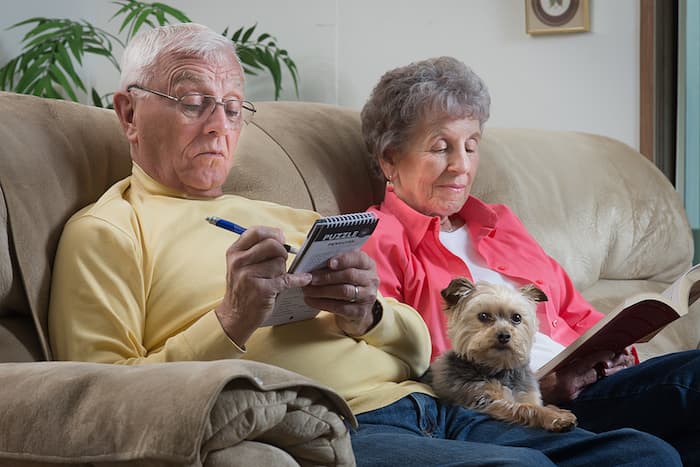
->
<box><xmin>679</xmin><ymin>0</ymin><xmax>700</xmax><ymax>264</ymax></box>
<box><xmin>0</xmin><ymin>0</ymin><xmax>640</xmax><ymax>149</ymax></box>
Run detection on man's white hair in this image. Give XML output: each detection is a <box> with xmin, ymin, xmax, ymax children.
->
<box><xmin>118</xmin><ymin>23</ymin><xmax>241</xmax><ymax>91</ymax></box>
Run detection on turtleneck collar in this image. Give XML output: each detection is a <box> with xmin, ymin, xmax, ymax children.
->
<box><xmin>130</xmin><ymin>163</ymin><xmax>225</xmax><ymax>200</ymax></box>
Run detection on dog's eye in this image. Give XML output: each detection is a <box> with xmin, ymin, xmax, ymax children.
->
<box><xmin>511</xmin><ymin>313</ymin><xmax>522</xmax><ymax>324</ymax></box>
<box><xmin>478</xmin><ymin>312</ymin><xmax>493</xmax><ymax>322</ymax></box>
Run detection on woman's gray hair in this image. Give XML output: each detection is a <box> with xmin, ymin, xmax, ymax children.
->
<box><xmin>360</xmin><ymin>56</ymin><xmax>490</xmax><ymax>177</ymax></box>
<box><xmin>118</xmin><ymin>23</ymin><xmax>241</xmax><ymax>91</ymax></box>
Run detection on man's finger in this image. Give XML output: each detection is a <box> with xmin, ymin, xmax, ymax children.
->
<box><xmin>284</xmin><ymin>272</ymin><xmax>313</xmax><ymax>290</ymax></box>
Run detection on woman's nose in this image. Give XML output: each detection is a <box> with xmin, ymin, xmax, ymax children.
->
<box><xmin>448</xmin><ymin>148</ymin><xmax>472</xmax><ymax>172</ymax></box>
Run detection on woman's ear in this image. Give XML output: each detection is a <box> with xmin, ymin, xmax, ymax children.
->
<box><xmin>378</xmin><ymin>152</ymin><xmax>396</xmax><ymax>182</ymax></box>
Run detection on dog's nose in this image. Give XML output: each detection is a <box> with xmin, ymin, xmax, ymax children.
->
<box><xmin>497</xmin><ymin>332</ymin><xmax>511</xmax><ymax>344</ymax></box>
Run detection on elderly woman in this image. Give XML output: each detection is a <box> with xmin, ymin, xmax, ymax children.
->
<box><xmin>361</xmin><ymin>56</ymin><xmax>700</xmax><ymax>466</ymax></box>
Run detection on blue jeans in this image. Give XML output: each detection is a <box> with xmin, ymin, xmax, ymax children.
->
<box><xmin>351</xmin><ymin>393</ymin><xmax>680</xmax><ymax>467</ymax></box>
<box><xmin>562</xmin><ymin>349</ymin><xmax>700</xmax><ymax>467</ymax></box>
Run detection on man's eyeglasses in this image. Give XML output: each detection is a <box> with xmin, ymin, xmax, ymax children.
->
<box><xmin>127</xmin><ymin>84</ymin><xmax>256</xmax><ymax>126</ymax></box>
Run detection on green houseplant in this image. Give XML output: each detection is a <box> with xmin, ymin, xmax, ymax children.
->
<box><xmin>0</xmin><ymin>0</ymin><xmax>299</xmax><ymax>107</ymax></box>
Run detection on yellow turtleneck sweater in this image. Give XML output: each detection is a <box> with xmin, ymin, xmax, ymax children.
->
<box><xmin>49</xmin><ymin>164</ymin><xmax>434</xmax><ymax>414</ymax></box>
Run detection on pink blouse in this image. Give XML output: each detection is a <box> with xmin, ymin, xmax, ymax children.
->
<box><xmin>363</xmin><ymin>185</ymin><xmax>604</xmax><ymax>361</ymax></box>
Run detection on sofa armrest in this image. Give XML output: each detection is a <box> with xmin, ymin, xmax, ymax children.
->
<box><xmin>0</xmin><ymin>360</ymin><xmax>355</xmax><ymax>466</ymax></box>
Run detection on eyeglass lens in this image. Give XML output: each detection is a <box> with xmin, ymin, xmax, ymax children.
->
<box><xmin>179</xmin><ymin>95</ymin><xmax>253</xmax><ymax>124</ymax></box>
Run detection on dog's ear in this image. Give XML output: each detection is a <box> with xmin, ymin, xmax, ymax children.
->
<box><xmin>441</xmin><ymin>277</ymin><xmax>476</xmax><ymax>306</ymax></box>
<box><xmin>520</xmin><ymin>284</ymin><xmax>548</xmax><ymax>303</ymax></box>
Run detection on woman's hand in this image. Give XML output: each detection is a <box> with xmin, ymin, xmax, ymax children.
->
<box><xmin>539</xmin><ymin>348</ymin><xmax>635</xmax><ymax>404</ymax></box>
<box><xmin>599</xmin><ymin>349</ymin><xmax>635</xmax><ymax>377</ymax></box>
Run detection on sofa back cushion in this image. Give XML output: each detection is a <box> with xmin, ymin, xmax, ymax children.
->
<box><xmin>0</xmin><ymin>93</ymin><xmax>133</xmax><ymax>360</ymax></box>
<box><xmin>227</xmin><ymin>101</ymin><xmax>384</xmax><ymax>216</ymax></box>
<box><xmin>0</xmin><ymin>182</ymin><xmax>42</xmax><ymax>361</ymax></box>
<box><xmin>474</xmin><ymin>128</ymin><xmax>692</xmax><ymax>292</ymax></box>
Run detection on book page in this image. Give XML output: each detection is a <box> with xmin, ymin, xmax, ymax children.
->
<box><xmin>262</xmin><ymin>288</ymin><xmax>319</xmax><ymax>327</ymax></box>
<box><xmin>661</xmin><ymin>263</ymin><xmax>700</xmax><ymax>313</ymax></box>
<box><xmin>535</xmin><ymin>296</ymin><xmax>679</xmax><ymax>378</ymax></box>
<box><xmin>536</xmin><ymin>264</ymin><xmax>700</xmax><ymax>379</ymax></box>
<box><xmin>291</xmin><ymin>234</ymin><xmax>372</xmax><ymax>273</ymax></box>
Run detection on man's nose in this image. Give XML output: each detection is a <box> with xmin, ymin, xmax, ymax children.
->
<box><xmin>204</xmin><ymin>102</ymin><xmax>234</xmax><ymax>134</ymax></box>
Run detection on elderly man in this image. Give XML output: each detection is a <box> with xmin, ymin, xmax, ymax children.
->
<box><xmin>48</xmin><ymin>23</ymin><xmax>680</xmax><ymax>467</ymax></box>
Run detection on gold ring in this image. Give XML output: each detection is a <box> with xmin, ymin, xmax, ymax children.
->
<box><xmin>350</xmin><ymin>285</ymin><xmax>359</xmax><ymax>303</ymax></box>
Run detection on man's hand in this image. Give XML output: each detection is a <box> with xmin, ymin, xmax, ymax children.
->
<box><xmin>215</xmin><ymin>226</ymin><xmax>311</xmax><ymax>347</ymax></box>
<box><xmin>301</xmin><ymin>250</ymin><xmax>380</xmax><ymax>336</ymax></box>
<box><xmin>540</xmin><ymin>348</ymin><xmax>635</xmax><ymax>404</ymax></box>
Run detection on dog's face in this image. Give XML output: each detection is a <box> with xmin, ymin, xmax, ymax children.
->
<box><xmin>441</xmin><ymin>278</ymin><xmax>547</xmax><ymax>370</ymax></box>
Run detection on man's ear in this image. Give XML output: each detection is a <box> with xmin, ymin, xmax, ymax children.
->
<box><xmin>113</xmin><ymin>91</ymin><xmax>137</xmax><ymax>142</ymax></box>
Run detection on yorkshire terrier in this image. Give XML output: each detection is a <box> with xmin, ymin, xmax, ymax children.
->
<box><xmin>429</xmin><ymin>278</ymin><xmax>577</xmax><ymax>432</ymax></box>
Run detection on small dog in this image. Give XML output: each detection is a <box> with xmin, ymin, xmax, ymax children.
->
<box><xmin>429</xmin><ymin>278</ymin><xmax>577</xmax><ymax>432</ymax></box>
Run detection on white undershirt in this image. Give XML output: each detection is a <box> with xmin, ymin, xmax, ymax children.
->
<box><xmin>439</xmin><ymin>226</ymin><xmax>565</xmax><ymax>372</ymax></box>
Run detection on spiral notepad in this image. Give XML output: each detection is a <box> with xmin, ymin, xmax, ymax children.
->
<box><xmin>262</xmin><ymin>212</ymin><xmax>379</xmax><ymax>326</ymax></box>
<box><xmin>288</xmin><ymin>212</ymin><xmax>379</xmax><ymax>273</ymax></box>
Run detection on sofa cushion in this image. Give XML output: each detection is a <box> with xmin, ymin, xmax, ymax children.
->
<box><xmin>474</xmin><ymin>128</ymin><xmax>692</xmax><ymax>292</ymax></box>
<box><xmin>0</xmin><ymin>185</ymin><xmax>26</xmax><ymax>318</ymax></box>
<box><xmin>0</xmin><ymin>92</ymin><xmax>132</xmax><ymax>360</ymax></box>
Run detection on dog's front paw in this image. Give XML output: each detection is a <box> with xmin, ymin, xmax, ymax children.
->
<box><xmin>544</xmin><ymin>405</ymin><xmax>577</xmax><ymax>432</ymax></box>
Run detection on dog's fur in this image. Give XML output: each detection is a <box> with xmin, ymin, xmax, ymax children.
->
<box><xmin>430</xmin><ymin>278</ymin><xmax>577</xmax><ymax>432</ymax></box>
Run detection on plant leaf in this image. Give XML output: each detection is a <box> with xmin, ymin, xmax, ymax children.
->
<box><xmin>49</xmin><ymin>63</ymin><xmax>79</xmax><ymax>101</ymax></box>
<box><xmin>109</xmin><ymin>1</ymin><xmax>132</xmax><ymax>22</ymax></box>
<box><xmin>241</xmin><ymin>24</ymin><xmax>256</xmax><ymax>43</ymax></box>
<box><xmin>91</xmin><ymin>87</ymin><xmax>104</xmax><ymax>107</ymax></box>
<box><xmin>55</xmin><ymin>42</ymin><xmax>86</xmax><ymax>92</ymax></box>
<box><xmin>241</xmin><ymin>66</ymin><xmax>259</xmax><ymax>76</ymax></box>
<box><xmin>43</xmin><ymin>76</ymin><xmax>63</xmax><ymax>99</ymax></box>
<box><xmin>117</xmin><ymin>4</ymin><xmax>141</xmax><ymax>34</ymax></box>
<box><xmin>236</xmin><ymin>47</ymin><xmax>264</xmax><ymax>71</ymax></box>
<box><xmin>152</xmin><ymin>2</ymin><xmax>191</xmax><ymax>22</ymax></box>
<box><xmin>230</xmin><ymin>26</ymin><xmax>244</xmax><ymax>42</ymax></box>
<box><xmin>14</xmin><ymin>60</ymin><xmax>44</xmax><ymax>94</ymax></box>
<box><xmin>268</xmin><ymin>51</ymin><xmax>283</xmax><ymax>100</ymax></box>
<box><xmin>0</xmin><ymin>57</ymin><xmax>19</xmax><ymax>89</ymax></box>
<box><xmin>223</xmin><ymin>23</ymin><xmax>300</xmax><ymax>99</ymax></box>
<box><xmin>154</xmin><ymin>9</ymin><xmax>166</xmax><ymax>25</ymax></box>
<box><xmin>9</xmin><ymin>17</ymin><xmax>46</xmax><ymax>30</ymax></box>
<box><xmin>22</xmin><ymin>19</ymin><xmax>63</xmax><ymax>40</ymax></box>
<box><xmin>23</xmin><ymin>30</ymin><xmax>64</xmax><ymax>50</ymax></box>
<box><xmin>131</xmin><ymin>8</ymin><xmax>153</xmax><ymax>39</ymax></box>
<box><xmin>282</xmin><ymin>56</ymin><xmax>299</xmax><ymax>96</ymax></box>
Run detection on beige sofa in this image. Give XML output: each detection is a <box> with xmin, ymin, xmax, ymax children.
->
<box><xmin>0</xmin><ymin>91</ymin><xmax>696</xmax><ymax>465</ymax></box>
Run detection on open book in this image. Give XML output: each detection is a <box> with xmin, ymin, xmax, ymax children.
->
<box><xmin>535</xmin><ymin>263</ymin><xmax>700</xmax><ymax>379</ymax></box>
<box><xmin>261</xmin><ymin>212</ymin><xmax>379</xmax><ymax>326</ymax></box>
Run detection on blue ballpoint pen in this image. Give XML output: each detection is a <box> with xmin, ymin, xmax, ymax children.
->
<box><xmin>206</xmin><ymin>216</ymin><xmax>299</xmax><ymax>254</ymax></box>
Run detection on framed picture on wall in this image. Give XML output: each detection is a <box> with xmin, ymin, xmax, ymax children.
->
<box><xmin>525</xmin><ymin>0</ymin><xmax>590</xmax><ymax>35</ymax></box>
